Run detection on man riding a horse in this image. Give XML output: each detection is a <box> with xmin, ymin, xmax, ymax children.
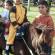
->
<box><xmin>5</xmin><ymin>0</ymin><xmax>30</xmax><ymax>55</ymax></box>
<box><xmin>31</xmin><ymin>1</ymin><xmax>54</xmax><ymax>55</ymax></box>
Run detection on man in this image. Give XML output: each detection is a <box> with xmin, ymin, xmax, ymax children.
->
<box><xmin>0</xmin><ymin>0</ymin><xmax>13</xmax><ymax>54</ymax></box>
<box><xmin>32</xmin><ymin>1</ymin><xmax>54</xmax><ymax>55</ymax></box>
<box><xmin>6</xmin><ymin>0</ymin><xmax>29</xmax><ymax>55</ymax></box>
<box><xmin>33</xmin><ymin>0</ymin><xmax>38</xmax><ymax>6</ymax></box>
<box><xmin>1</xmin><ymin>0</ymin><xmax>13</xmax><ymax>40</ymax></box>
<box><xmin>3</xmin><ymin>0</ymin><xmax>14</xmax><ymax>55</ymax></box>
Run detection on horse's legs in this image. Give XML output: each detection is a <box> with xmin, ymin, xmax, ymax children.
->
<box><xmin>0</xmin><ymin>49</ymin><xmax>2</xmax><ymax>55</ymax></box>
<box><xmin>14</xmin><ymin>39</ymin><xmax>30</xmax><ymax>55</ymax></box>
<box><xmin>0</xmin><ymin>46</ymin><xmax>3</xmax><ymax>55</ymax></box>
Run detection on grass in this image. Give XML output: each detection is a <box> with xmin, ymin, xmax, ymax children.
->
<box><xmin>50</xmin><ymin>7</ymin><xmax>55</xmax><ymax>11</ymax></box>
<box><xmin>0</xmin><ymin>7</ymin><xmax>4</xmax><ymax>15</ymax></box>
<box><xmin>27</xmin><ymin>6</ymin><xmax>55</xmax><ymax>23</ymax></box>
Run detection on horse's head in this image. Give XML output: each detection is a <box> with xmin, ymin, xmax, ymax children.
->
<box><xmin>27</xmin><ymin>24</ymin><xmax>51</xmax><ymax>54</ymax></box>
<box><xmin>28</xmin><ymin>24</ymin><xmax>44</xmax><ymax>49</ymax></box>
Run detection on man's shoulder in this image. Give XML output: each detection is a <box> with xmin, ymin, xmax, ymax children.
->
<box><xmin>22</xmin><ymin>5</ymin><xmax>27</xmax><ymax>10</ymax></box>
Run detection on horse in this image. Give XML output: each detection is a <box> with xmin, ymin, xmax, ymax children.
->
<box><xmin>13</xmin><ymin>23</ymin><xmax>52</xmax><ymax>55</ymax></box>
<box><xmin>13</xmin><ymin>23</ymin><xmax>31</xmax><ymax>55</ymax></box>
<box><xmin>27</xmin><ymin>24</ymin><xmax>53</xmax><ymax>55</ymax></box>
<box><xmin>0</xmin><ymin>19</ymin><xmax>6</xmax><ymax>55</ymax></box>
<box><xmin>0</xmin><ymin>27</ymin><xmax>5</xmax><ymax>55</ymax></box>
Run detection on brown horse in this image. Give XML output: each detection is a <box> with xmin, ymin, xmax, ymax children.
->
<box><xmin>26</xmin><ymin>24</ymin><xmax>44</xmax><ymax>55</ymax></box>
<box><xmin>27</xmin><ymin>24</ymin><xmax>52</xmax><ymax>55</ymax></box>
<box><xmin>0</xmin><ymin>23</ymin><xmax>6</xmax><ymax>55</ymax></box>
<box><xmin>13</xmin><ymin>23</ymin><xmax>31</xmax><ymax>55</ymax></box>
<box><xmin>13</xmin><ymin>24</ymin><xmax>52</xmax><ymax>55</ymax></box>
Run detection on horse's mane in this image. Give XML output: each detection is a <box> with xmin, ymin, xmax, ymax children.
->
<box><xmin>26</xmin><ymin>24</ymin><xmax>51</xmax><ymax>55</ymax></box>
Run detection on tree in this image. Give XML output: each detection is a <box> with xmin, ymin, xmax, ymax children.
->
<box><xmin>47</xmin><ymin>0</ymin><xmax>52</xmax><ymax>7</ymax></box>
<box><xmin>28</xmin><ymin>0</ymin><xmax>30</xmax><ymax>11</ymax></box>
<box><xmin>0</xmin><ymin>0</ymin><xmax>5</xmax><ymax>2</ymax></box>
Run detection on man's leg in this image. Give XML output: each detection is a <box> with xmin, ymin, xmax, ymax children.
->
<box><xmin>5</xmin><ymin>44</ymin><xmax>9</xmax><ymax>55</ymax></box>
<box><xmin>0</xmin><ymin>46</ymin><xmax>2</xmax><ymax>55</ymax></box>
<box><xmin>5</xmin><ymin>45</ymin><xmax>14</xmax><ymax>55</ymax></box>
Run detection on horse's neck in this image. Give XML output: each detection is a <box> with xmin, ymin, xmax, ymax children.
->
<box><xmin>29</xmin><ymin>25</ymin><xmax>39</xmax><ymax>40</ymax></box>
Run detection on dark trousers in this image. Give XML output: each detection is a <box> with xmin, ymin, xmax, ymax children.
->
<box><xmin>41</xmin><ymin>43</ymin><xmax>51</xmax><ymax>55</ymax></box>
<box><xmin>0</xmin><ymin>23</ymin><xmax>5</xmax><ymax>55</ymax></box>
<box><xmin>16</xmin><ymin>23</ymin><xmax>29</xmax><ymax>39</ymax></box>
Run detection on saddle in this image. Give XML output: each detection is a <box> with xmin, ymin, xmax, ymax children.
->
<box><xmin>16</xmin><ymin>22</ymin><xmax>29</xmax><ymax>40</ymax></box>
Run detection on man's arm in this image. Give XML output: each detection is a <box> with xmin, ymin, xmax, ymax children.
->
<box><xmin>10</xmin><ymin>6</ymin><xmax>19</xmax><ymax>28</ymax></box>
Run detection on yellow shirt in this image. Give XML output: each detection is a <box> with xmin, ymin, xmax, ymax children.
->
<box><xmin>6</xmin><ymin>4</ymin><xmax>27</xmax><ymax>44</ymax></box>
<box><xmin>10</xmin><ymin>4</ymin><xmax>27</xmax><ymax>26</ymax></box>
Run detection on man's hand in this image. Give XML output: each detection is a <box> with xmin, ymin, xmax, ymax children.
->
<box><xmin>22</xmin><ymin>22</ymin><xmax>30</xmax><ymax>27</ymax></box>
<box><xmin>14</xmin><ymin>25</ymin><xmax>20</xmax><ymax>29</ymax></box>
<box><xmin>35</xmin><ymin>23</ymin><xmax>47</xmax><ymax>32</ymax></box>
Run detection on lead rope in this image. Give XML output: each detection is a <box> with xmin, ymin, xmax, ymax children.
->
<box><xmin>21</xmin><ymin>32</ymin><xmax>34</xmax><ymax>55</ymax></box>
